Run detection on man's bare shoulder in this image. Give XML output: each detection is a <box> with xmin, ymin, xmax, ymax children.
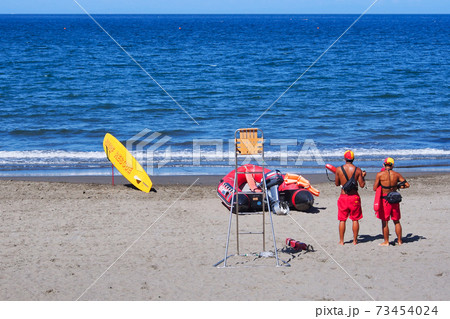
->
<box><xmin>375</xmin><ymin>171</ymin><xmax>384</xmax><ymax>178</ymax></box>
<box><xmin>392</xmin><ymin>170</ymin><xmax>405</xmax><ymax>179</ymax></box>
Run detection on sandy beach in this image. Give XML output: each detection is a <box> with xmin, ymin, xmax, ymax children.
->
<box><xmin>0</xmin><ymin>173</ymin><xmax>449</xmax><ymax>301</ymax></box>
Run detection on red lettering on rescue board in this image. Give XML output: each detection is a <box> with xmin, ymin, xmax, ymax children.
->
<box><xmin>113</xmin><ymin>151</ymin><xmax>133</xmax><ymax>175</ymax></box>
<box><xmin>104</xmin><ymin>138</ymin><xmax>116</xmax><ymax>154</ymax></box>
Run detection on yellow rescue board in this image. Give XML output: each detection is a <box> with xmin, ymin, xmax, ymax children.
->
<box><xmin>103</xmin><ymin>133</ymin><xmax>152</xmax><ymax>193</ymax></box>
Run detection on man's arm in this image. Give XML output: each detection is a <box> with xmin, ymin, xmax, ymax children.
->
<box><xmin>358</xmin><ymin>168</ymin><xmax>366</xmax><ymax>188</ymax></box>
<box><xmin>397</xmin><ymin>172</ymin><xmax>410</xmax><ymax>189</ymax></box>
<box><xmin>373</xmin><ymin>173</ymin><xmax>380</xmax><ymax>191</ymax></box>
<box><xmin>335</xmin><ymin>167</ymin><xmax>341</xmax><ymax>187</ymax></box>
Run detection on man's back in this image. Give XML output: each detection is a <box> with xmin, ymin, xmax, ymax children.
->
<box><xmin>335</xmin><ymin>163</ymin><xmax>365</xmax><ymax>195</ymax></box>
<box><xmin>375</xmin><ymin>169</ymin><xmax>407</xmax><ymax>195</ymax></box>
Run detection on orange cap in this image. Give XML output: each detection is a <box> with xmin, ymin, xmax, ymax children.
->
<box><xmin>344</xmin><ymin>150</ymin><xmax>354</xmax><ymax>161</ymax></box>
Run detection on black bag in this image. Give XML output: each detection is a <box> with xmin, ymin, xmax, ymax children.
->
<box><xmin>384</xmin><ymin>169</ymin><xmax>402</xmax><ymax>203</ymax></box>
<box><xmin>341</xmin><ymin>165</ymin><xmax>358</xmax><ymax>193</ymax></box>
<box><xmin>385</xmin><ymin>191</ymin><xmax>402</xmax><ymax>204</ymax></box>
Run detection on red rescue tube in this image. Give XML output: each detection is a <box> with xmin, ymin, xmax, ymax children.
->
<box><xmin>374</xmin><ymin>186</ymin><xmax>382</xmax><ymax>215</ymax></box>
<box><xmin>373</xmin><ymin>167</ymin><xmax>386</xmax><ymax>215</ymax></box>
<box><xmin>325</xmin><ymin>164</ymin><xmax>336</xmax><ymax>174</ymax></box>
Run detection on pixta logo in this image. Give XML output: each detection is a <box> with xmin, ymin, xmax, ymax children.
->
<box><xmin>126</xmin><ymin>129</ymin><xmax>172</xmax><ymax>174</ymax></box>
<box><xmin>123</xmin><ymin>129</ymin><xmax>326</xmax><ymax>174</ymax></box>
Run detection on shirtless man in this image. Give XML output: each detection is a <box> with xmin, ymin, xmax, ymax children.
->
<box><xmin>373</xmin><ymin>157</ymin><xmax>410</xmax><ymax>246</ymax></box>
<box><xmin>335</xmin><ymin>150</ymin><xmax>366</xmax><ymax>245</ymax></box>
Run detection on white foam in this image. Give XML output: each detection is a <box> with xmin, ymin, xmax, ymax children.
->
<box><xmin>315</xmin><ymin>148</ymin><xmax>450</xmax><ymax>158</ymax></box>
<box><xmin>0</xmin><ymin>147</ymin><xmax>448</xmax><ymax>166</ymax></box>
<box><xmin>0</xmin><ymin>150</ymin><xmax>106</xmax><ymax>165</ymax></box>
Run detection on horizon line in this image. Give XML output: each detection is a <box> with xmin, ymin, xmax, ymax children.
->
<box><xmin>1</xmin><ymin>12</ymin><xmax>449</xmax><ymax>15</ymax></box>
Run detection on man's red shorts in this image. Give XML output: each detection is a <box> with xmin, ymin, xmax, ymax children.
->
<box><xmin>338</xmin><ymin>194</ymin><xmax>362</xmax><ymax>221</ymax></box>
<box><xmin>376</xmin><ymin>198</ymin><xmax>401</xmax><ymax>221</ymax></box>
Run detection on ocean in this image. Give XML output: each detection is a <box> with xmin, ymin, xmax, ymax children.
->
<box><xmin>0</xmin><ymin>14</ymin><xmax>449</xmax><ymax>176</ymax></box>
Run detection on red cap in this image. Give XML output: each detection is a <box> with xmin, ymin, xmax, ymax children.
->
<box><xmin>344</xmin><ymin>150</ymin><xmax>354</xmax><ymax>161</ymax></box>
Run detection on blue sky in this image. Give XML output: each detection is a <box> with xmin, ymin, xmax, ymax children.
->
<box><xmin>1</xmin><ymin>0</ymin><xmax>449</xmax><ymax>14</ymax></box>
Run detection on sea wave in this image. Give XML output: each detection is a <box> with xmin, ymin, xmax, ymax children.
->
<box><xmin>0</xmin><ymin>147</ymin><xmax>449</xmax><ymax>176</ymax></box>
<box><xmin>0</xmin><ymin>150</ymin><xmax>106</xmax><ymax>165</ymax></box>
<box><xmin>0</xmin><ymin>147</ymin><xmax>448</xmax><ymax>164</ymax></box>
<box><xmin>316</xmin><ymin>148</ymin><xmax>450</xmax><ymax>158</ymax></box>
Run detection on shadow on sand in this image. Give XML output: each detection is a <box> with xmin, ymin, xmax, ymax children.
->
<box><xmin>123</xmin><ymin>183</ymin><xmax>157</xmax><ymax>192</ymax></box>
<box><xmin>346</xmin><ymin>232</ymin><xmax>426</xmax><ymax>245</ymax></box>
<box><xmin>396</xmin><ymin>233</ymin><xmax>427</xmax><ymax>245</ymax></box>
<box><xmin>305</xmin><ymin>206</ymin><xmax>327</xmax><ymax>214</ymax></box>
